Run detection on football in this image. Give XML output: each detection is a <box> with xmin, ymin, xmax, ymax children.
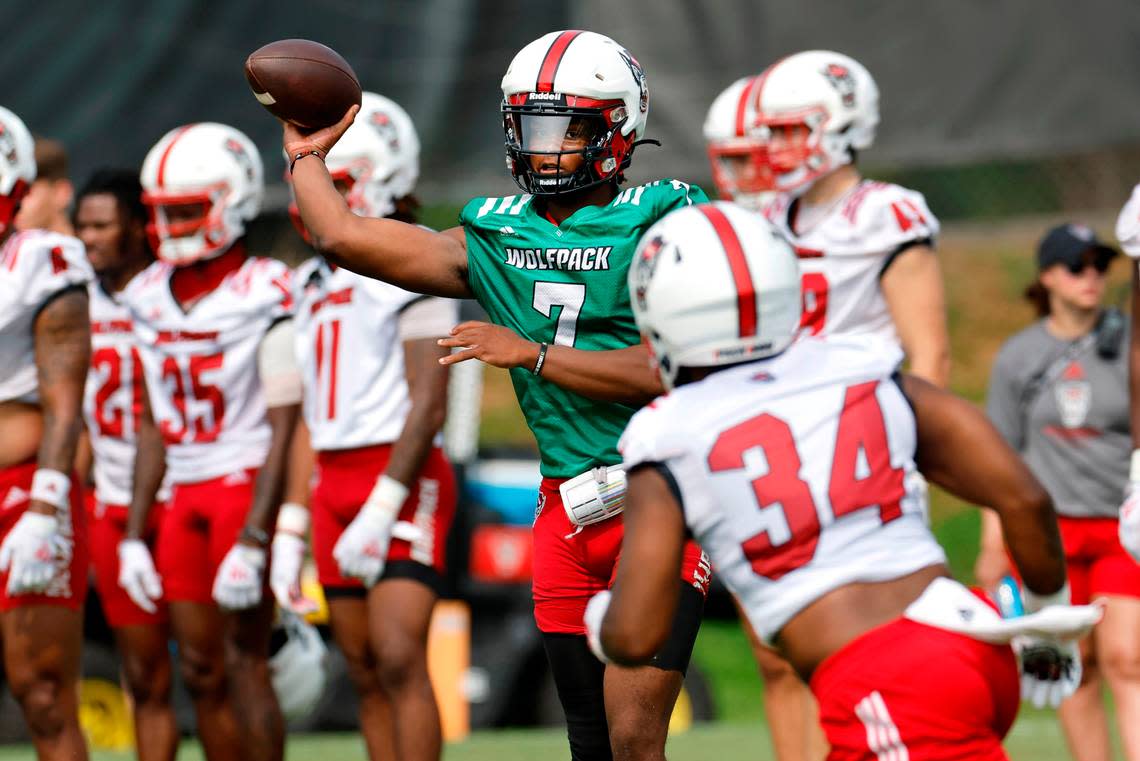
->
<box><xmin>244</xmin><ymin>39</ymin><xmax>362</xmax><ymax>130</ymax></box>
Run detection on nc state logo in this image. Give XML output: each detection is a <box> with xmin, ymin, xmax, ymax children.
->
<box><xmin>1054</xmin><ymin>361</ymin><xmax>1092</xmax><ymax>428</ymax></box>
<box><xmin>633</xmin><ymin>235</ymin><xmax>666</xmax><ymax>311</ymax></box>
<box><xmin>367</xmin><ymin>110</ymin><xmax>400</xmax><ymax>152</ymax></box>
<box><xmin>224</xmin><ymin>138</ymin><xmax>256</xmax><ymax>182</ymax></box>
<box><xmin>617</xmin><ymin>48</ymin><xmax>649</xmax><ymax>114</ymax></box>
<box><xmin>0</xmin><ymin>124</ymin><xmax>17</xmax><ymax>165</ymax></box>
<box><xmin>821</xmin><ymin>62</ymin><xmax>856</xmax><ymax>108</ymax></box>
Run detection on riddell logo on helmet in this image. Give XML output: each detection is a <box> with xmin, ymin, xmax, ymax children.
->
<box><xmin>526</xmin><ymin>92</ymin><xmax>565</xmax><ymax>104</ymax></box>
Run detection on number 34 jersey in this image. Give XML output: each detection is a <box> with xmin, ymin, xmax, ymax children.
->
<box><xmin>619</xmin><ymin>335</ymin><xmax>946</xmax><ymax>643</ymax></box>
<box><xmin>461</xmin><ymin>180</ymin><xmax>709</xmax><ymax>479</ymax></box>
<box><xmin>762</xmin><ymin>181</ymin><xmax>939</xmax><ymax>344</ymax></box>
<box><xmin>121</xmin><ymin>257</ymin><xmax>293</xmax><ymax>485</ymax></box>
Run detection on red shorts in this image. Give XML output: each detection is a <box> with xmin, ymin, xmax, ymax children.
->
<box><xmin>1058</xmin><ymin>516</ymin><xmax>1140</xmax><ymax>604</ymax></box>
<box><xmin>311</xmin><ymin>444</ymin><xmax>456</xmax><ymax>592</ymax></box>
<box><xmin>532</xmin><ymin>477</ymin><xmax>712</xmax><ymax>635</ymax></box>
<box><xmin>0</xmin><ymin>460</ymin><xmax>87</xmax><ymax>611</ymax></box>
<box><xmin>156</xmin><ymin>469</ymin><xmax>257</xmax><ymax>605</ymax></box>
<box><xmin>810</xmin><ymin>618</ymin><xmax>1019</xmax><ymax>761</ymax></box>
<box><xmin>89</xmin><ymin>496</ymin><xmax>167</xmax><ymax>627</ymax></box>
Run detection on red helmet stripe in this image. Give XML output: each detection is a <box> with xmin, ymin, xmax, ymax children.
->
<box><xmin>155</xmin><ymin>124</ymin><xmax>195</xmax><ymax>189</ymax></box>
<box><xmin>734</xmin><ymin>76</ymin><xmax>759</xmax><ymax>137</ymax></box>
<box><xmin>751</xmin><ymin>57</ymin><xmax>784</xmax><ymax>121</ymax></box>
<box><xmin>699</xmin><ymin>205</ymin><xmax>756</xmax><ymax>338</ymax></box>
<box><xmin>536</xmin><ymin>30</ymin><xmax>584</xmax><ymax>93</ymax></box>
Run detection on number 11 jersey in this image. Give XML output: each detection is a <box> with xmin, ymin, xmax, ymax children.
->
<box><xmin>461</xmin><ymin>180</ymin><xmax>708</xmax><ymax>479</ymax></box>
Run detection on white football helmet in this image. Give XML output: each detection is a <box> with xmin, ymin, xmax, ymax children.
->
<box><xmin>270</xmin><ymin>612</ymin><xmax>329</xmax><ymax>722</ymax></box>
<box><xmin>703</xmin><ymin>76</ymin><xmax>775</xmax><ymax>210</ymax></box>
<box><xmin>630</xmin><ymin>201</ymin><xmax>801</xmax><ymax>390</ymax></box>
<box><xmin>501</xmin><ymin>30</ymin><xmax>650</xmax><ymax>195</ymax></box>
<box><xmin>748</xmin><ymin>51</ymin><xmax>879</xmax><ymax>196</ymax></box>
<box><xmin>0</xmin><ymin>106</ymin><xmax>36</xmax><ymax>237</ymax></box>
<box><xmin>140</xmin><ymin>122</ymin><xmax>263</xmax><ymax>265</ymax></box>
<box><xmin>289</xmin><ymin>91</ymin><xmax>420</xmax><ymax>238</ymax></box>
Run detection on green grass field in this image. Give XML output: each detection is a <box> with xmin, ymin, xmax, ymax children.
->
<box><xmin>0</xmin><ymin>713</ymin><xmax>1094</xmax><ymax>761</ymax></box>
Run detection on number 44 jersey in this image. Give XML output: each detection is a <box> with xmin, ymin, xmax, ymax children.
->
<box><xmin>619</xmin><ymin>335</ymin><xmax>946</xmax><ymax>644</ymax></box>
<box><xmin>122</xmin><ymin>256</ymin><xmax>294</xmax><ymax>485</ymax></box>
<box><xmin>462</xmin><ymin>180</ymin><xmax>709</xmax><ymax>479</ymax></box>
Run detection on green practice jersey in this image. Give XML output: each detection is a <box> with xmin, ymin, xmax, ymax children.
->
<box><xmin>461</xmin><ymin>179</ymin><xmax>709</xmax><ymax>478</ymax></box>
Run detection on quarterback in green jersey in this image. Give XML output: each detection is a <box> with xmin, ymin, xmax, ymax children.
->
<box><xmin>284</xmin><ymin>30</ymin><xmax>710</xmax><ymax>761</ymax></box>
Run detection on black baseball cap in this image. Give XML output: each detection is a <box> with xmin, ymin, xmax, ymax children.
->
<box><xmin>1037</xmin><ymin>223</ymin><xmax>1118</xmax><ymax>271</ymax></box>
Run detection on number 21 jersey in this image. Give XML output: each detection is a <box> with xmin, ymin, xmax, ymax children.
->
<box><xmin>620</xmin><ymin>335</ymin><xmax>945</xmax><ymax>643</ymax></box>
<box><xmin>121</xmin><ymin>256</ymin><xmax>293</xmax><ymax>484</ymax></box>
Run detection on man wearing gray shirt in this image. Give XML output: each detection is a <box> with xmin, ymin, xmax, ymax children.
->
<box><xmin>976</xmin><ymin>223</ymin><xmax>1140</xmax><ymax>761</ymax></box>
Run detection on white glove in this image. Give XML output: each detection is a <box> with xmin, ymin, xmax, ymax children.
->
<box><xmin>117</xmin><ymin>538</ymin><xmax>163</xmax><ymax>613</ymax></box>
<box><xmin>270</xmin><ymin>532</ymin><xmax>317</xmax><ymax>615</ymax></box>
<box><xmin>333</xmin><ymin>505</ymin><xmax>396</xmax><ymax>587</ymax></box>
<box><xmin>0</xmin><ymin>511</ymin><xmax>67</xmax><ymax>595</ymax></box>
<box><xmin>583</xmin><ymin>590</ymin><xmax>613</xmax><ymax>664</ymax></box>
<box><xmin>1119</xmin><ymin>480</ymin><xmax>1140</xmax><ymax>563</ymax></box>
<box><xmin>1013</xmin><ymin>635</ymin><xmax>1083</xmax><ymax>708</ymax></box>
<box><xmin>334</xmin><ymin>475</ymin><xmax>419</xmax><ymax>587</ymax></box>
<box><xmin>212</xmin><ymin>543</ymin><xmax>266</xmax><ymax>610</ymax></box>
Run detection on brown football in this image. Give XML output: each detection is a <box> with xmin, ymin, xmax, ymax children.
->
<box><xmin>244</xmin><ymin>39</ymin><xmax>362</xmax><ymax>129</ymax></box>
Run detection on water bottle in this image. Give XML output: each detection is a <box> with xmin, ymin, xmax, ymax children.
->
<box><xmin>995</xmin><ymin>575</ymin><xmax>1024</xmax><ymax>618</ymax></box>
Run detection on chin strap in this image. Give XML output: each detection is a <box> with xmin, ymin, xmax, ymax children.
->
<box><xmin>630</xmin><ymin>138</ymin><xmax>662</xmax><ymax>151</ymax></box>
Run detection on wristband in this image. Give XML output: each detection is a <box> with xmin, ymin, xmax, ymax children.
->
<box><xmin>276</xmin><ymin>502</ymin><xmax>310</xmax><ymax>537</ymax></box>
<box><xmin>1022</xmin><ymin>581</ymin><xmax>1071</xmax><ymax>614</ymax></box>
<box><xmin>239</xmin><ymin>524</ymin><xmax>271</xmax><ymax>547</ymax></box>
<box><xmin>289</xmin><ymin>150</ymin><xmax>325</xmax><ymax>174</ymax></box>
<box><xmin>30</xmin><ymin>468</ymin><xmax>70</xmax><ymax>511</ymax></box>
<box><xmin>363</xmin><ymin>474</ymin><xmax>409</xmax><ymax>520</ymax></box>
<box><xmin>533</xmin><ymin>342</ymin><xmax>549</xmax><ymax>376</ymax></box>
<box><xmin>1130</xmin><ymin>450</ymin><xmax>1140</xmax><ymax>482</ymax></box>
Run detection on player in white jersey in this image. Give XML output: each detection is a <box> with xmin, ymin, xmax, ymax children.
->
<box><xmin>0</xmin><ymin>106</ymin><xmax>92</xmax><ymax>761</ymax></box>
<box><xmin>586</xmin><ymin>202</ymin><xmax>1100</xmax><ymax>760</ymax></box>
<box><xmin>74</xmin><ymin>168</ymin><xmax>178</xmax><ymax>761</ymax></box>
<box><xmin>272</xmin><ymin>92</ymin><xmax>458</xmax><ymax>761</ymax></box>
<box><xmin>704</xmin><ymin>52</ymin><xmax>949</xmax><ymax>382</ymax></box>
<box><xmin>704</xmin><ymin>53</ymin><xmax>952</xmax><ymax>759</ymax></box>
<box><xmin>116</xmin><ymin>123</ymin><xmax>301</xmax><ymax>761</ymax></box>
<box><xmin>1114</xmin><ymin>185</ymin><xmax>1140</xmax><ymax>564</ymax></box>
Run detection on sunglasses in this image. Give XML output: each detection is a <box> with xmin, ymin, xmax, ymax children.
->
<box><xmin>1062</xmin><ymin>253</ymin><xmax>1113</xmax><ymax>275</ymax></box>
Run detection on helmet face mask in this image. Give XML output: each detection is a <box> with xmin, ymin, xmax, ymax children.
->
<box><xmin>502</xmin><ymin>96</ymin><xmax>628</xmax><ymax>195</ymax></box>
<box><xmin>142</xmin><ymin>183</ymin><xmax>232</xmax><ymax>263</ymax></box>
<box><xmin>706</xmin><ymin>140</ymin><xmax>775</xmax><ymax>209</ymax></box>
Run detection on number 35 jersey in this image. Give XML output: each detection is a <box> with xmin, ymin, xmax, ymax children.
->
<box><xmin>122</xmin><ymin>256</ymin><xmax>294</xmax><ymax>485</ymax></box>
<box><xmin>762</xmin><ymin>181</ymin><xmax>939</xmax><ymax>344</ymax></box>
<box><xmin>461</xmin><ymin>180</ymin><xmax>709</xmax><ymax>479</ymax></box>
<box><xmin>619</xmin><ymin>335</ymin><xmax>946</xmax><ymax>643</ymax></box>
